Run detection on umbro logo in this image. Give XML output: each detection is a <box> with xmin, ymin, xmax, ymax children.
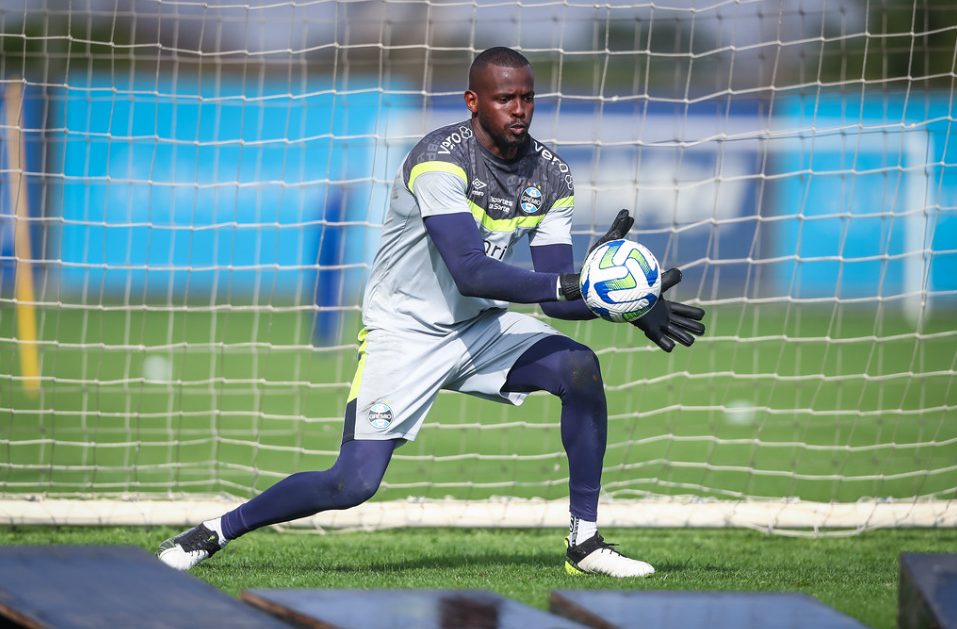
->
<box><xmin>472</xmin><ymin>179</ymin><xmax>487</xmax><ymax>189</ymax></box>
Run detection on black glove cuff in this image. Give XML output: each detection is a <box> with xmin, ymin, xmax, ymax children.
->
<box><xmin>558</xmin><ymin>273</ymin><xmax>582</xmax><ymax>301</ymax></box>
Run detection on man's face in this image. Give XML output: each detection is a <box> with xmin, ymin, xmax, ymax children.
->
<box><xmin>466</xmin><ymin>64</ymin><xmax>535</xmax><ymax>157</ymax></box>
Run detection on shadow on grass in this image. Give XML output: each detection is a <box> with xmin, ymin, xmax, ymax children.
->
<box><xmin>282</xmin><ymin>552</ymin><xmax>556</xmax><ymax>573</ymax></box>
<box><xmin>201</xmin><ymin>553</ymin><xmax>717</xmax><ymax>579</ymax></box>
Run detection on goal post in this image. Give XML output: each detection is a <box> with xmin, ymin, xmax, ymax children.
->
<box><xmin>1</xmin><ymin>1</ymin><xmax>955</xmax><ymax>534</ymax></box>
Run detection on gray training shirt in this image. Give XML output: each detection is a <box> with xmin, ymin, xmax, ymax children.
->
<box><xmin>362</xmin><ymin>119</ymin><xmax>576</xmax><ymax>334</ymax></box>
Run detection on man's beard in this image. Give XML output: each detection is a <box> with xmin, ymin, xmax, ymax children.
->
<box><xmin>492</xmin><ymin>127</ymin><xmax>527</xmax><ymax>153</ymax></box>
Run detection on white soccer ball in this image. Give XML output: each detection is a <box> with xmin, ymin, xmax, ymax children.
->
<box><xmin>579</xmin><ymin>239</ymin><xmax>662</xmax><ymax>323</ymax></box>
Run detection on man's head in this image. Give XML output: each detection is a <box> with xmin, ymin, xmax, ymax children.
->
<box><xmin>465</xmin><ymin>47</ymin><xmax>534</xmax><ymax>159</ymax></box>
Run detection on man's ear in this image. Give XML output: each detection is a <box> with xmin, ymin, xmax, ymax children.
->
<box><xmin>464</xmin><ymin>90</ymin><xmax>478</xmax><ymax>114</ymax></box>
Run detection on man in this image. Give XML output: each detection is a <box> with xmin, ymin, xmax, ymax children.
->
<box><xmin>159</xmin><ymin>47</ymin><xmax>705</xmax><ymax>578</ymax></box>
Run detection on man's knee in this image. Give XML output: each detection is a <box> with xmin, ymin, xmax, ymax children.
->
<box><xmin>292</xmin><ymin>467</ymin><xmax>383</xmax><ymax>511</ymax></box>
<box><xmin>343</xmin><ymin>472</ymin><xmax>382</xmax><ymax>505</ymax></box>
<box><xmin>559</xmin><ymin>344</ymin><xmax>604</xmax><ymax>400</ymax></box>
<box><xmin>325</xmin><ymin>438</ymin><xmax>396</xmax><ymax>509</ymax></box>
<box><xmin>506</xmin><ymin>335</ymin><xmax>605</xmax><ymax>399</ymax></box>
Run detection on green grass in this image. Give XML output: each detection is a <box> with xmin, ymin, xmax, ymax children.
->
<box><xmin>3</xmin><ymin>302</ymin><xmax>956</xmax><ymax>504</ymax></box>
<box><xmin>2</xmin><ymin>525</ymin><xmax>954</xmax><ymax>629</ymax></box>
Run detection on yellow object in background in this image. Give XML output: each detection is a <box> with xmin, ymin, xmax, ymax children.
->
<box><xmin>6</xmin><ymin>79</ymin><xmax>39</xmax><ymax>396</ymax></box>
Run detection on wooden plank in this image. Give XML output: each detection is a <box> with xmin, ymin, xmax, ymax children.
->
<box><xmin>0</xmin><ymin>545</ymin><xmax>290</xmax><ymax>629</ymax></box>
<box><xmin>549</xmin><ymin>590</ymin><xmax>868</xmax><ymax>629</ymax></box>
<box><xmin>899</xmin><ymin>553</ymin><xmax>957</xmax><ymax>629</ymax></box>
<box><xmin>243</xmin><ymin>588</ymin><xmax>587</xmax><ymax>629</ymax></box>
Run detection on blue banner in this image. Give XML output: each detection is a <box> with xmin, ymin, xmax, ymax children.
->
<box><xmin>769</xmin><ymin>93</ymin><xmax>957</xmax><ymax>305</ymax></box>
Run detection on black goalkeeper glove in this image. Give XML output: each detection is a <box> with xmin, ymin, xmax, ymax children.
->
<box><xmin>558</xmin><ymin>209</ymin><xmax>635</xmax><ymax>301</ymax></box>
<box><xmin>632</xmin><ymin>267</ymin><xmax>706</xmax><ymax>352</ymax></box>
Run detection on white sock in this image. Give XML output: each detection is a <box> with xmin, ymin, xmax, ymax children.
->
<box><xmin>202</xmin><ymin>517</ymin><xmax>229</xmax><ymax>547</ymax></box>
<box><xmin>569</xmin><ymin>515</ymin><xmax>598</xmax><ymax>547</ymax></box>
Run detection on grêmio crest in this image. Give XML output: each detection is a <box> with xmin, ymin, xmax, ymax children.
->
<box><xmin>519</xmin><ymin>185</ymin><xmax>543</xmax><ymax>214</ymax></box>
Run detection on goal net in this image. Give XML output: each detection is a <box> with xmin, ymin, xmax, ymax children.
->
<box><xmin>1</xmin><ymin>0</ymin><xmax>955</xmax><ymax>533</ymax></box>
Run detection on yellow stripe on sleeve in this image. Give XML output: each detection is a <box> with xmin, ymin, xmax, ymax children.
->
<box><xmin>407</xmin><ymin>161</ymin><xmax>468</xmax><ymax>193</ymax></box>
<box><xmin>550</xmin><ymin>195</ymin><xmax>575</xmax><ymax>209</ymax></box>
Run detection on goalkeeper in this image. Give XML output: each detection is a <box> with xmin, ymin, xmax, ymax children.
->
<box><xmin>159</xmin><ymin>46</ymin><xmax>705</xmax><ymax>577</ymax></box>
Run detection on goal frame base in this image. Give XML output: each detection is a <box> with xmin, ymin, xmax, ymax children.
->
<box><xmin>2</xmin><ymin>495</ymin><xmax>953</xmax><ymax>535</ymax></box>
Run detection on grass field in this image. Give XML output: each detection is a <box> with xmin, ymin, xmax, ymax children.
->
<box><xmin>3</xmin><ymin>302</ymin><xmax>956</xmax><ymax>507</ymax></box>
<box><xmin>2</xmin><ymin>299</ymin><xmax>955</xmax><ymax>629</ymax></box>
<box><xmin>2</xmin><ymin>525</ymin><xmax>955</xmax><ymax>629</ymax></box>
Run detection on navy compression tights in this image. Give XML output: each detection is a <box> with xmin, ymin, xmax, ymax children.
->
<box><xmin>220</xmin><ymin>335</ymin><xmax>607</xmax><ymax>539</ymax></box>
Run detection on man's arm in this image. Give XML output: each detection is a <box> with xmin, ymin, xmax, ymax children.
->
<box><xmin>528</xmin><ymin>208</ymin><xmax>636</xmax><ymax>319</ymax></box>
<box><xmin>423</xmin><ymin>207</ymin><xmax>635</xmax><ymax>307</ymax></box>
<box><xmin>413</xmin><ymin>168</ymin><xmax>571</xmax><ymax>303</ymax></box>
<box><xmin>529</xmin><ymin>244</ymin><xmax>595</xmax><ymax>320</ymax></box>
<box><xmin>423</xmin><ymin>212</ymin><xmax>564</xmax><ymax>303</ymax></box>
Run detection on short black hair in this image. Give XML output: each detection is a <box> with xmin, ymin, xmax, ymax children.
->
<box><xmin>468</xmin><ymin>47</ymin><xmax>531</xmax><ymax>89</ymax></box>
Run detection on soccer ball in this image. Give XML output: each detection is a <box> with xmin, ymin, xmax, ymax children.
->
<box><xmin>579</xmin><ymin>239</ymin><xmax>662</xmax><ymax>323</ymax></box>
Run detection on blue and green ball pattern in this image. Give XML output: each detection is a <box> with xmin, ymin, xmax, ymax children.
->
<box><xmin>579</xmin><ymin>239</ymin><xmax>661</xmax><ymax>323</ymax></box>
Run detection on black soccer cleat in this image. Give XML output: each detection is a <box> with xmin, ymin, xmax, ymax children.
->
<box><xmin>564</xmin><ymin>533</ymin><xmax>655</xmax><ymax>578</ymax></box>
<box><xmin>157</xmin><ymin>523</ymin><xmax>225</xmax><ymax>571</ymax></box>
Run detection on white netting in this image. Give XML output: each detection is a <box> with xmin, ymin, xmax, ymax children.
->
<box><xmin>1</xmin><ymin>0</ymin><xmax>955</xmax><ymax>532</ymax></box>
